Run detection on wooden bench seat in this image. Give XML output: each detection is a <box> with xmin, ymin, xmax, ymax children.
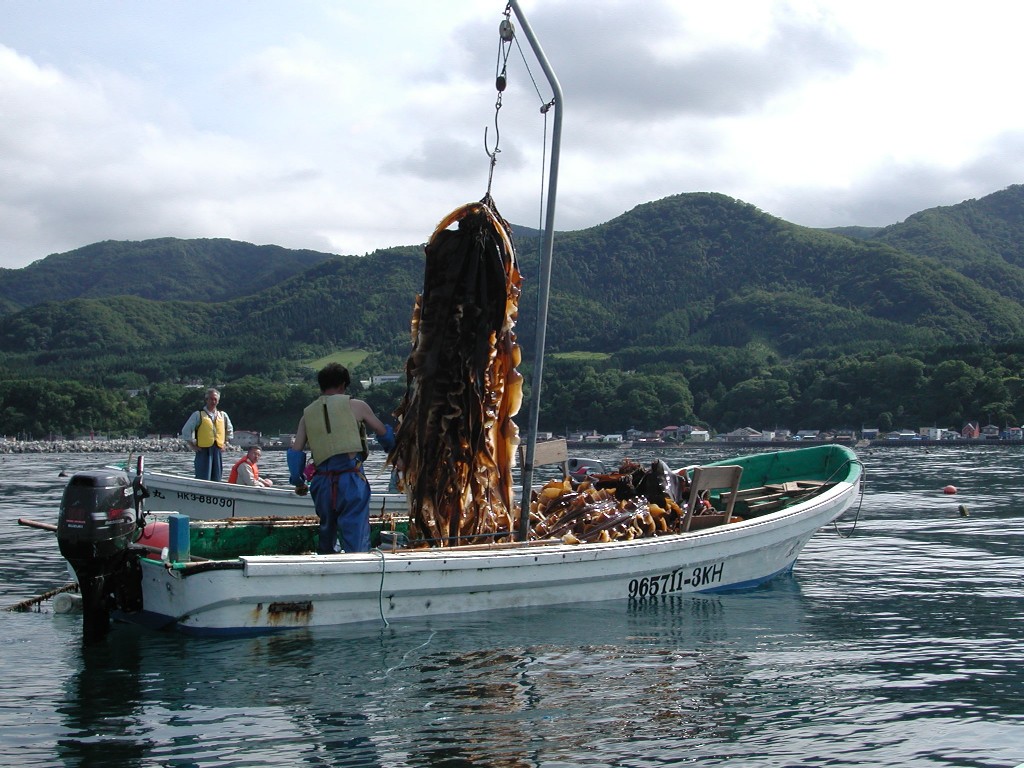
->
<box><xmin>722</xmin><ymin>480</ymin><xmax>827</xmax><ymax>517</ymax></box>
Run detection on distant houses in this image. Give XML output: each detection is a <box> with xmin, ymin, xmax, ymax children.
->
<box><xmin>360</xmin><ymin>373</ymin><xmax>403</xmax><ymax>388</ymax></box>
<box><xmin>567</xmin><ymin>429</ymin><xmax>625</xmax><ymax>445</ymax></box>
<box><xmin>554</xmin><ymin>421</ymin><xmax>1024</xmax><ymax>444</ymax></box>
<box><xmin>720</xmin><ymin>427</ymin><xmax>765</xmax><ymax>443</ymax></box>
<box><xmin>233</xmin><ymin>430</ymin><xmax>261</xmax><ymax>448</ymax></box>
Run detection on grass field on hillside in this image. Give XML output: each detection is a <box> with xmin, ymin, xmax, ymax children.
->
<box><xmin>550</xmin><ymin>351</ymin><xmax>611</xmax><ymax>362</ymax></box>
<box><xmin>307</xmin><ymin>349</ymin><xmax>370</xmax><ymax>370</ymax></box>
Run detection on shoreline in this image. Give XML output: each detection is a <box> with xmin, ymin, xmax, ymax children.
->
<box><xmin>2</xmin><ymin>437</ymin><xmax>1022</xmax><ymax>454</ymax></box>
<box><xmin>0</xmin><ymin>438</ymin><xmax>193</xmax><ymax>454</ymax></box>
<box><xmin>566</xmin><ymin>438</ymin><xmax>1024</xmax><ymax>451</ymax></box>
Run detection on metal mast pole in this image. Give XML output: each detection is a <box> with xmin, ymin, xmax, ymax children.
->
<box><xmin>511</xmin><ymin>0</ymin><xmax>563</xmax><ymax>542</ymax></box>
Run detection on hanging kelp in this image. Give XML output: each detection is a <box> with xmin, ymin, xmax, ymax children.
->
<box><xmin>391</xmin><ymin>196</ymin><xmax>524</xmax><ymax>546</ymax></box>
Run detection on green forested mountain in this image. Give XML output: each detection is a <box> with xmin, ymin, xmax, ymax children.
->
<box><xmin>538</xmin><ymin>193</ymin><xmax>1024</xmax><ymax>356</ymax></box>
<box><xmin>3</xmin><ymin>185</ymin><xmax>1024</xmax><ymax>437</ymax></box>
<box><xmin>873</xmin><ymin>184</ymin><xmax>1024</xmax><ymax>303</ymax></box>
<box><xmin>0</xmin><ymin>237</ymin><xmax>337</xmax><ymax>315</ymax></box>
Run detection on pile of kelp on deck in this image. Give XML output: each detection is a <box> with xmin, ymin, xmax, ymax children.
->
<box><xmin>526</xmin><ymin>458</ymin><xmax>717</xmax><ymax>544</ymax></box>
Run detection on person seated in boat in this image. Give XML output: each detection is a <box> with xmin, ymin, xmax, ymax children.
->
<box><xmin>228</xmin><ymin>446</ymin><xmax>273</xmax><ymax>487</ymax></box>
<box><xmin>289</xmin><ymin>363</ymin><xmax>396</xmax><ymax>554</ymax></box>
<box><xmin>181</xmin><ymin>387</ymin><xmax>234</xmax><ymax>482</ymax></box>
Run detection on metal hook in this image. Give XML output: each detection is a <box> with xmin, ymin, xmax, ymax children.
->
<box><xmin>484</xmin><ymin>99</ymin><xmax>502</xmax><ymax>160</ymax></box>
<box><xmin>484</xmin><ymin>124</ymin><xmax>502</xmax><ymax>160</ymax></box>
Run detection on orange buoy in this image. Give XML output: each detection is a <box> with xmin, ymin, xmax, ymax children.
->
<box><xmin>943</xmin><ymin>485</ymin><xmax>957</xmax><ymax>495</ymax></box>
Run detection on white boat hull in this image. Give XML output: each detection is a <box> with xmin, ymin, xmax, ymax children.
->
<box><xmin>143</xmin><ymin>470</ymin><xmax>408</xmax><ymax>519</ymax></box>
<box><xmin>129</xmin><ymin>476</ymin><xmax>859</xmax><ymax>636</ymax></box>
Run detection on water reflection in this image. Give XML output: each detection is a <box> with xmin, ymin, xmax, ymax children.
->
<box><xmin>56</xmin><ymin>630</ymin><xmax>151</xmax><ymax>767</ymax></box>
<box><xmin>44</xmin><ymin>593</ymin><xmax>816</xmax><ymax>766</ymax></box>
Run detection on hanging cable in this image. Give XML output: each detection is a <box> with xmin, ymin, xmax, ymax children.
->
<box><xmin>512</xmin><ymin>27</ymin><xmax>548</xmax><ymax>105</ymax></box>
<box><xmin>482</xmin><ymin>1</ymin><xmax>557</xmax><ymax>213</ymax></box>
<box><xmin>536</xmin><ymin>101</ymin><xmax>552</xmax><ymax>240</ymax></box>
<box><xmin>484</xmin><ymin>4</ymin><xmax>515</xmax><ymax>196</ymax></box>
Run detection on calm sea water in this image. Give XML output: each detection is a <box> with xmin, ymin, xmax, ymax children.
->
<box><xmin>2</xmin><ymin>445</ymin><xmax>1023</xmax><ymax>768</ymax></box>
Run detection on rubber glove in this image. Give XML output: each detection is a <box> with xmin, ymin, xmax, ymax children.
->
<box><xmin>378</xmin><ymin>424</ymin><xmax>396</xmax><ymax>452</ymax></box>
<box><xmin>286</xmin><ymin>448</ymin><xmax>307</xmax><ymax>485</ymax></box>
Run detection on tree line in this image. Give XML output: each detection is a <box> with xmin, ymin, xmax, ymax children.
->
<box><xmin>4</xmin><ymin>341</ymin><xmax>1021</xmax><ymax>440</ymax></box>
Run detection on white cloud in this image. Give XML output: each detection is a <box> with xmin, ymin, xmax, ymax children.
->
<box><xmin>1</xmin><ymin>0</ymin><xmax>1023</xmax><ymax>268</ymax></box>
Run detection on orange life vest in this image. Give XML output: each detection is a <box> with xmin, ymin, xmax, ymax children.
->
<box><xmin>228</xmin><ymin>456</ymin><xmax>259</xmax><ymax>485</ymax></box>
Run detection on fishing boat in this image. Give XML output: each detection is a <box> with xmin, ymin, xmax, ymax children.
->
<box><xmin>140</xmin><ymin>468</ymin><xmax>408</xmax><ymax>519</ymax></box>
<box><xmin>49</xmin><ymin>444</ymin><xmax>861</xmax><ymax>638</ymax></box>
<box><xmin>137</xmin><ymin>446</ymin><xmax>570</xmax><ymax>520</ymax></box>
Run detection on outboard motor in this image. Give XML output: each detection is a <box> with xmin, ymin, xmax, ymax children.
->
<box><xmin>566</xmin><ymin>457</ymin><xmax>607</xmax><ymax>479</ymax></box>
<box><xmin>57</xmin><ymin>466</ymin><xmax>145</xmax><ymax>643</ymax></box>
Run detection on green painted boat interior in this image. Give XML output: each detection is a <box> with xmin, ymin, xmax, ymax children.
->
<box><xmin>185</xmin><ymin>517</ymin><xmax>410</xmax><ymax>559</ymax></box>
<box><xmin>706</xmin><ymin>444</ymin><xmax>861</xmax><ymax>488</ymax></box>
<box><xmin>703</xmin><ymin>444</ymin><xmax>861</xmax><ymax>516</ymax></box>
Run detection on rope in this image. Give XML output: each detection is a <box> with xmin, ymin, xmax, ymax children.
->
<box><xmin>512</xmin><ymin>29</ymin><xmax>547</xmax><ymax>103</ymax></box>
<box><xmin>830</xmin><ymin>459</ymin><xmax>866</xmax><ymax>538</ymax></box>
<box><xmin>373</xmin><ymin>548</ymin><xmax>389</xmax><ymax>627</ymax></box>
<box><xmin>536</xmin><ymin>103</ymin><xmax>551</xmax><ymax>245</ymax></box>
<box><xmin>4</xmin><ymin>582</ymin><xmax>79</xmax><ymax>613</ymax></box>
<box><xmin>384</xmin><ymin>630</ymin><xmax>437</xmax><ymax>677</ymax></box>
<box><xmin>402</xmin><ymin>529</ymin><xmax>517</xmax><ymax>547</ymax></box>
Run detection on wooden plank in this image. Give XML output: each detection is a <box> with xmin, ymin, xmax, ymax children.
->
<box><xmin>533</xmin><ymin>438</ymin><xmax>569</xmax><ymax>466</ymax></box>
<box><xmin>519</xmin><ymin>438</ymin><xmax>569</xmax><ymax>472</ymax></box>
<box><xmin>730</xmin><ymin>491</ymin><xmax>786</xmax><ymax>505</ymax></box>
<box><xmin>763</xmin><ymin>480</ymin><xmax>825</xmax><ymax>494</ymax></box>
<box><xmin>731</xmin><ymin>486</ymin><xmax>776</xmax><ymax>499</ymax></box>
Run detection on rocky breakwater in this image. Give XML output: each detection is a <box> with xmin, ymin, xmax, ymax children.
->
<box><xmin>0</xmin><ymin>438</ymin><xmax>191</xmax><ymax>454</ymax></box>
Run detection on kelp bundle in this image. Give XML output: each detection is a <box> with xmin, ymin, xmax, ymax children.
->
<box><xmin>391</xmin><ymin>196</ymin><xmax>523</xmax><ymax>546</ymax></box>
<box><xmin>529</xmin><ymin>461</ymin><xmax>694</xmax><ymax>544</ymax></box>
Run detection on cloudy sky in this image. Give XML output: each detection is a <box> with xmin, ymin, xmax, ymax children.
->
<box><xmin>3</xmin><ymin>1</ymin><xmax>1023</xmax><ymax>270</ymax></box>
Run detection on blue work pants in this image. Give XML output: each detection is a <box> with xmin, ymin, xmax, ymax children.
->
<box><xmin>309</xmin><ymin>454</ymin><xmax>371</xmax><ymax>553</ymax></box>
<box><xmin>194</xmin><ymin>446</ymin><xmax>223</xmax><ymax>482</ymax></box>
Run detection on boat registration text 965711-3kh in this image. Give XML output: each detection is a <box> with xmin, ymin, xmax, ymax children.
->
<box><xmin>628</xmin><ymin>561</ymin><xmax>725</xmax><ymax>599</ymax></box>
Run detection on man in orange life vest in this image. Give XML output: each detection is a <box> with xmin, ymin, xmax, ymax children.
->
<box><xmin>229</xmin><ymin>446</ymin><xmax>273</xmax><ymax>487</ymax></box>
<box><xmin>289</xmin><ymin>363</ymin><xmax>395</xmax><ymax>553</ymax></box>
<box><xmin>181</xmin><ymin>387</ymin><xmax>234</xmax><ymax>482</ymax></box>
